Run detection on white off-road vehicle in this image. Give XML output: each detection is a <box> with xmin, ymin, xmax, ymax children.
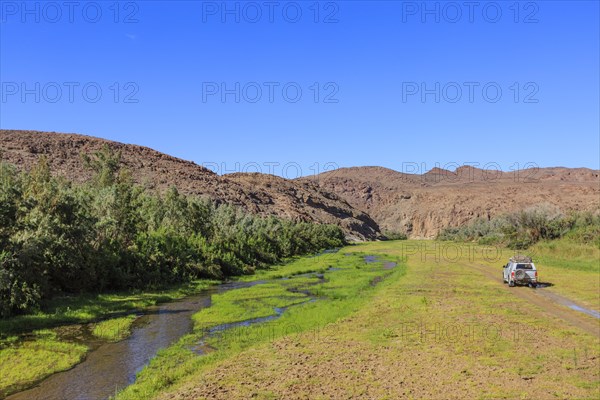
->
<box><xmin>503</xmin><ymin>255</ymin><xmax>538</xmax><ymax>288</ymax></box>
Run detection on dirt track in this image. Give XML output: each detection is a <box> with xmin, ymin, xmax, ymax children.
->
<box><xmin>471</xmin><ymin>263</ymin><xmax>600</xmax><ymax>338</ymax></box>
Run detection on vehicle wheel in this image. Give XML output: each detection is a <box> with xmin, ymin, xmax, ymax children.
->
<box><xmin>508</xmin><ymin>280</ymin><xmax>515</xmax><ymax>287</ymax></box>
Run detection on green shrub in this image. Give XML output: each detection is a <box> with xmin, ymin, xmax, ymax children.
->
<box><xmin>382</xmin><ymin>231</ymin><xmax>408</xmax><ymax>240</ymax></box>
<box><xmin>0</xmin><ymin>148</ymin><xmax>346</xmax><ymax>318</ymax></box>
<box><xmin>438</xmin><ymin>204</ymin><xmax>599</xmax><ymax>250</ymax></box>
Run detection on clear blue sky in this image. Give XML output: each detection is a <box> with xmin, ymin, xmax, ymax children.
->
<box><xmin>1</xmin><ymin>1</ymin><xmax>598</xmax><ymax>177</ymax></box>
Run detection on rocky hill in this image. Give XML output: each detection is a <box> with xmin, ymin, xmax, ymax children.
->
<box><xmin>3</xmin><ymin>130</ymin><xmax>597</xmax><ymax>240</ymax></box>
<box><xmin>301</xmin><ymin>166</ymin><xmax>600</xmax><ymax>238</ymax></box>
<box><xmin>0</xmin><ymin>130</ymin><xmax>380</xmax><ymax>240</ymax></box>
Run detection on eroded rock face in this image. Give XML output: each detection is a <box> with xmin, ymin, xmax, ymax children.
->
<box><xmin>0</xmin><ymin>130</ymin><xmax>380</xmax><ymax>240</ymax></box>
<box><xmin>301</xmin><ymin>166</ymin><xmax>600</xmax><ymax>238</ymax></box>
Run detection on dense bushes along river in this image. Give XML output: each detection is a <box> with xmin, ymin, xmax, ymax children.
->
<box><xmin>437</xmin><ymin>204</ymin><xmax>600</xmax><ymax>249</ymax></box>
<box><xmin>0</xmin><ymin>146</ymin><xmax>345</xmax><ymax>317</ymax></box>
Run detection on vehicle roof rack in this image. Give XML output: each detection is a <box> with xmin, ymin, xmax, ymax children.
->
<box><xmin>509</xmin><ymin>255</ymin><xmax>533</xmax><ymax>263</ymax></box>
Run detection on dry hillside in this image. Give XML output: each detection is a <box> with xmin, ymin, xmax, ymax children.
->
<box><xmin>3</xmin><ymin>130</ymin><xmax>597</xmax><ymax>240</ymax></box>
<box><xmin>301</xmin><ymin>166</ymin><xmax>600</xmax><ymax>238</ymax></box>
<box><xmin>0</xmin><ymin>130</ymin><xmax>379</xmax><ymax>240</ymax></box>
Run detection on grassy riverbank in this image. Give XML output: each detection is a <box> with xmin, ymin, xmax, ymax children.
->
<box><xmin>3</xmin><ymin>240</ymin><xmax>598</xmax><ymax>399</ymax></box>
<box><xmin>92</xmin><ymin>315</ymin><xmax>138</xmax><ymax>342</ymax></box>
<box><xmin>142</xmin><ymin>241</ymin><xmax>599</xmax><ymax>400</ymax></box>
<box><xmin>0</xmin><ymin>330</ymin><xmax>87</xmax><ymax>397</ymax></box>
<box><xmin>0</xmin><ymin>279</ymin><xmax>217</xmax><ymax>397</ymax></box>
<box><xmin>0</xmin><ymin>250</ymin><xmax>390</xmax><ymax>398</ymax></box>
<box><xmin>0</xmin><ymin>280</ymin><xmax>218</xmax><ymax>338</ymax></box>
<box><xmin>116</xmin><ymin>251</ymin><xmax>404</xmax><ymax>400</ymax></box>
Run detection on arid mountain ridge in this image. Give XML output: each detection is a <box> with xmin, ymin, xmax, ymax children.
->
<box><xmin>300</xmin><ymin>166</ymin><xmax>599</xmax><ymax>238</ymax></box>
<box><xmin>1</xmin><ymin>130</ymin><xmax>598</xmax><ymax>239</ymax></box>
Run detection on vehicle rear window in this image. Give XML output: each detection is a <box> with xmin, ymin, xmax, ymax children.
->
<box><xmin>516</xmin><ymin>264</ymin><xmax>533</xmax><ymax>269</ymax></box>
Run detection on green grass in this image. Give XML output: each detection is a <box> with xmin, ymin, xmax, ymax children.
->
<box><xmin>193</xmin><ymin>283</ymin><xmax>309</xmax><ymax>330</ymax></box>
<box><xmin>532</xmin><ymin>239</ymin><xmax>600</xmax><ymax>272</ymax></box>
<box><xmin>92</xmin><ymin>315</ymin><xmax>138</xmax><ymax>341</ymax></box>
<box><xmin>529</xmin><ymin>238</ymin><xmax>600</xmax><ymax>308</ymax></box>
<box><xmin>118</xmin><ymin>241</ymin><xmax>599</xmax><ymax>400</ymax></box>
<box><xmin>238</xmin><ymin>252</ymin><xmax>340</xmax><ymax>281</ymax></box>
<box><xmin>433</xmin><ymin>234</ymin><xmax>600</xmax><ymax>310</ymax></box>
<box><xmin>115</xmin><ymin>252</ymin><xmax>404</xmax><ymax>400</ymax></box>
<box><xmin>0</xmin><ymin>279</ymin><xmax>217</xmax><ymax>397</ymax></box>
<box><xmin>0</xmin><ymin>329</ymin><xmax>88</xmax><ymax>397</ymax></box>
<box><xmin>0</xmin><ymin>251</ymin><xmax>397</xmax><ymax>399</ymax></box>
<box><xmin>0</xmin><ymin>279</ymin><xmax>218</xmax><ymax>337</ymax></box>
<box><xmin>5</xmin><ymin>237</ymin><xmax>598</xmax><ymax>399</ymax></box>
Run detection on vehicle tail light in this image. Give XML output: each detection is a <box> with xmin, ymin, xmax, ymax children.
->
<box><xmin>535</xmin><ymin>271</ymin><xmax>538</xmax><ymax>277</ymax></box>
<box><xmin>511</xmin><ymin>271</ymin><xmax>515</xmax><ymax>278</ymax></box>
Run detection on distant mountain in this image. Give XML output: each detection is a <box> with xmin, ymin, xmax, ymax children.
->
<box><xmin>0</xmin><ymin>130</ymin><xmax>380</xmax><ymax>240</ymax></box>
<box><xmin>300</xmin><ymin>165</ymin><xmax>600</xmax><ymax>238</ymax></box>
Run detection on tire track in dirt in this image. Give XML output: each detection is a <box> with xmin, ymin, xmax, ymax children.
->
<box><xmin>469</xmin><ymin>263</ymin><xmax>600</xmax><ymax>338</ymax></box>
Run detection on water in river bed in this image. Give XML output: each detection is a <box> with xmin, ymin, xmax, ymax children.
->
<box><xmin>7</xmin><ymin>261</ymin><xmax>351</xmax><ymax>400</ymax></box>
<box><xmin>6</xmin><ymin>281</ymin><xmax>264</xmax><ymax>400</ymax></box>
